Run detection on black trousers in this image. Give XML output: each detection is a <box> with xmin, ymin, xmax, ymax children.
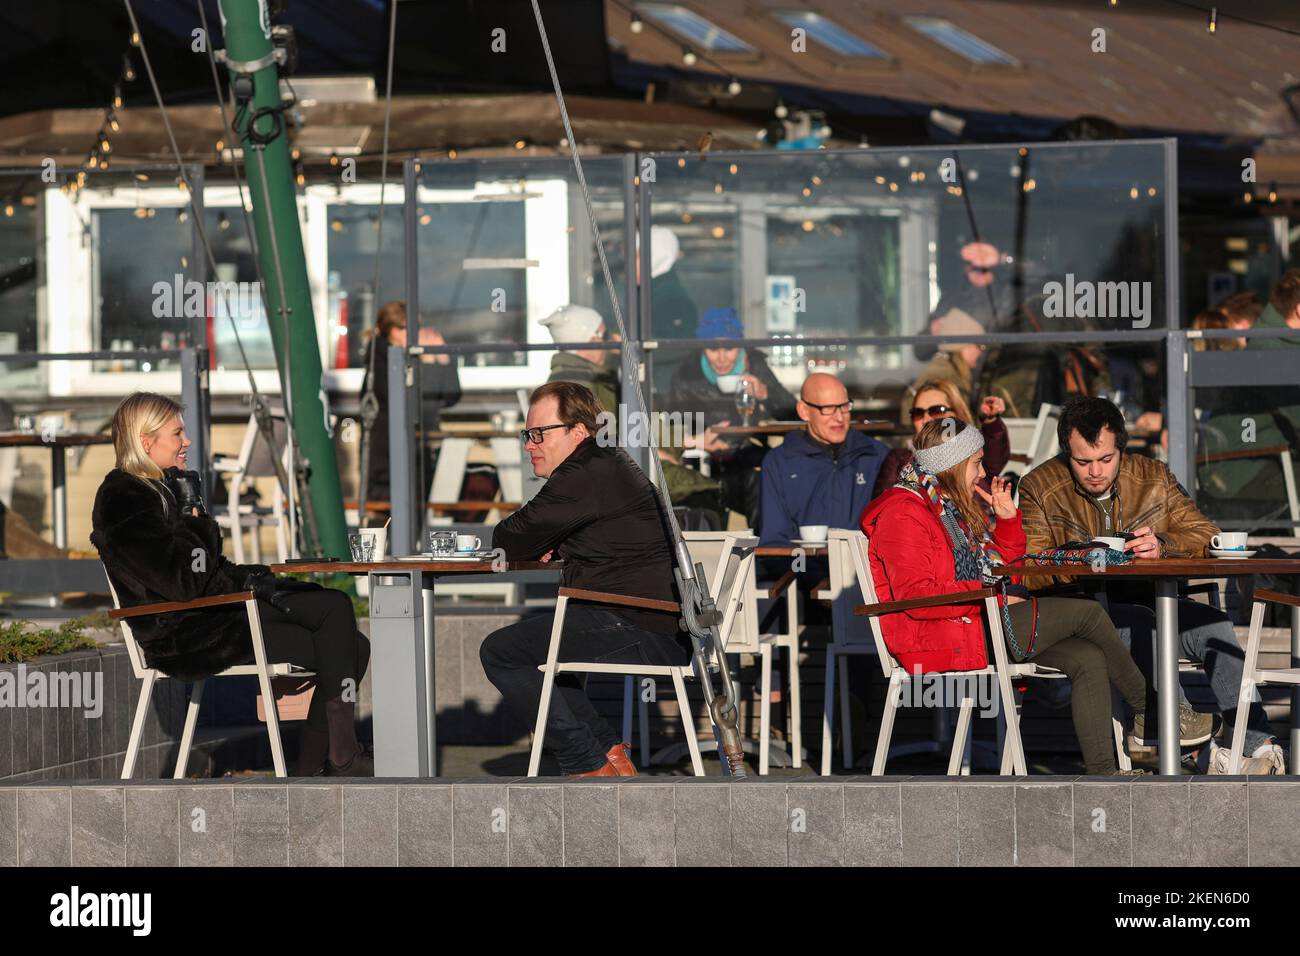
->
<box><xmin>241</xmin><ymin>588</ymin><xmax>372</xmax><ymax>731</ymax></box>
<box><xmin>480</xmin><ymin>606</ymin><xmax>691</xmax><ymax>774</ymax></box>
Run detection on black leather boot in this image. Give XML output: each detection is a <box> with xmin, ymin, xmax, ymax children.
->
<box><xmin>324</xmin><ymin>696</ymin><xmax>373</xmax><ymax>777</ymax></box>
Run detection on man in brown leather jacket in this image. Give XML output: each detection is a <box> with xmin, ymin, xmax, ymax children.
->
<box><xmin>1018</xmin><ymin>397</ymin><xmax>1284</xmax><ymax>774</ymax></box>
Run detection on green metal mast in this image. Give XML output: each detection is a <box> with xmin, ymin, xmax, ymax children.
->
<box><xmin>218</xmin><ymin>0</ymin><xmax>347</xmax><ymax>559</ymax></box>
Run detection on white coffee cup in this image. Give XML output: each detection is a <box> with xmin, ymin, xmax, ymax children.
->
<box><xmin>1211</xmin><ymin>532</ymin><xmax>1248</xmax><ymax>551</ymax></box>
<box><xmin>359</xmin><ymin>527</ymin><xmax>387</xmax><ymax>560</ymax></box>
<box><xmin>715</xmin><ymin>373</ymin><xmax>741</xmax><ymax>394</ymax></box>
<box><xmin>798</xmin><ymin>524</ymin><xmax>829</xmax><ymax>543</ymax></box>
<box><xmin>1092</xmin><ymin>536</ymin><xmax>1126</xmax><ymax>551</ymax></box>
<box><xmin>455</xmin><ymin>533</ymin><xmax>482</xmax><ymax>552</ymax></box>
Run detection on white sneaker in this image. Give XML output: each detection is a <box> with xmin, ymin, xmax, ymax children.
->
<box><xmin>1253</xmin><ymin>742</ymin><xmax>1286</xmax><ymax>774</ymax></box>
<box><xmin>1206</xmin><ymin>741</ymin><xmax>1285</xmax><ymax>775</ymax></box>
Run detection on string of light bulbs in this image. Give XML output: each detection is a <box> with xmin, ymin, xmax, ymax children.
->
<box><xmin>66</xmin><ymin>33</ymin><xmax>141</xmax><ymax>194</ymax></box>
<box><xmin>1110</xmin><ymin>0</ymin><xmax>1300</xmax><ymax>39</ymax></box>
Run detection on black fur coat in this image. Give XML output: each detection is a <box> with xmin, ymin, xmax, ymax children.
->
<box><xmin>91</xmin><ymin>468</ymin><xmax>269</xmax><ymax>681</ymax></box>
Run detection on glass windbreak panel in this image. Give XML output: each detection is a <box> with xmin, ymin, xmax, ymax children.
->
<box><xmin>71</xmin><ymin>170</ymin><xmax>201</xmax><ymax>372</ymax></box>
<box><xmin>0</xmin><ymin>173</ymin><xmax>42</xmax><ymax>396</ymax></box>
<box><xmin>419</xmin><ymin>199</ymin><xmax>526</xmax><ymax>367</ymax></box>
<box><xmin>1192</xmin><ymin>381</ymin><xmax>1300</xmax><ymax>535</ymax></box>
<box><xmin>372</xmin><ymin>345</ymin><xmax>628</xmax><ymax>539</ymax></box>
<box><xmin>647</xmin><ymin>339</ymin><xmax>1165</xmax><ymax>456</ymax></box>
<box><xmin>1180</xmin><ymin>215</ymin><xmax>1275</xmax><ymax>318</ymax></box>
<box><xmin>644</xmin><ymin>143</ymin><xmax>1171</xmax><ymax>363</ymax></box>
<box><xmin>323</xmin><ymin>199</ymin><xmax>404</xmax><ymax>370</ymax></box>
<box><xmin>415</xmin><ymin>156</ymin><xmax>630</xmax><ymax>383</ymax></box>
<box><xmin>201</xmin><ymin>205</ymin><xmax>277</xmax><ymax>371</ymax></box>
<box><xmin>0</xmin><ymin>360</ymin><xmax>124</xmax><ymax>557</ymax></box>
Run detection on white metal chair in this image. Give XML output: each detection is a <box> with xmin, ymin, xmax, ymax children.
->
<box><xmin>820</xmin><ymin>528</ymin><xmax>953</xmax><ymax>773</ymax></box>
<box><xmin>823</xmin><ymin>529</ymin><xmax>1129</xmax><ymax>775</ymax></box>
<box><xmin>0</xmin><ymin>445</ymin><xmax>18</xmax><ymax>507</ymax></box>
<box><xmin>681</xmin><ymin>531</ymin><xmax>803</xmax><ymax>774</ymax></box>
<box><xmin>212</xmin><ymin>410</ymin><xmax>291</xmax><ymax>564</ymax></box>
<box><xmin>625</xmin><ymin>532</ymin><xmax>792</xmax><ymax>772</ymax></box>
<box><xmin>104</xmin><ymin>568</ymin><xmax>313</xmax><ymax>778</ymax></box>
<box><xmin>1004</xmin><ymin>403</ymin><xmax>1061</xmax><ymax>480</ymax></box>
<box><xmin>527</xmin><ymin>585</ymin><xmax>707</xmax><ymax>777</ymax></box>
<box><xmin>1227</xmin><ymin>588</ymin><xmax>1300</xmax><ymax>773</ymax></box>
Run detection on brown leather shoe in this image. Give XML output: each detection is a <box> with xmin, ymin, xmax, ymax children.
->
<box><xmin>605</xmin><ymin>742</ymin><xmax>638</xmax><ymax>777</ymax></box>
<box><xmin>565</xmin><ymin>760</ymin><xmax>619</xmax><ymax>778</ymax></box>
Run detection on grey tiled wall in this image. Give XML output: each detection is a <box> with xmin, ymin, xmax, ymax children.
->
<box><xmin>2</xmin><ymin>777</ymin><xmax>1297</xmax><ymax>867</ymax></box>
<box><xmin>0</xmin><ymin>645</ymin><xmax>316</xmax><ymax>783</ymax></box>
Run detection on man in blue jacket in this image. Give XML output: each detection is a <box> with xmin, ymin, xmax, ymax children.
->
<box><xmin>759</xmin><ymin>372</ymin><xmax>889</xmax><ymax>547</ymax></box>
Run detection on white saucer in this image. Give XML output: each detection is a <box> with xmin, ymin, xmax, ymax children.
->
<box><xmin>1209</xmin><ymin>548</ymin><xmax>1257</xmax><ymax>559</ymax></box>
<box><xmin>791</xmin><ymin>539</ymin><xmax>828</xmax><ymax>548</ymax></box>
<box><xmin>393</xmin><ymin>552</ymin><xmax>490</xmax><ymax>561</ymax></box>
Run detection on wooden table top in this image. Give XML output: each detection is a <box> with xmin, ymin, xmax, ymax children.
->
<box><xmin>271</xmin><ymin>559</ymin><xmax>554</xmax><ymax>574</ymax></box>
<box><xmin>0</xmin><ymin>432</ymin><xmax>113</xmax><ymax>447</ymax></box>
<box><xmin>754</xmin><ymin>544</ymin><xmax>829</xmax><ymax>557</ymax></box>
<box><xmin>992</xmin><ymin>558</ymin><xmax>1300</xmax><ymax>577</ymax></box>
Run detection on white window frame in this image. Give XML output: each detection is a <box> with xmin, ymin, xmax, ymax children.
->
<box><xmin>42</xmin><ymin>178</ymin><xmax>574</xmax><ymax>398</ymax></box>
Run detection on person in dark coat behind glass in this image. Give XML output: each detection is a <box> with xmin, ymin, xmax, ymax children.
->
<box><xmin>360</xmin><ymin>300</ymin><xmax>461</xmax><ymax>514</ymax></box>
<box><xmin>666</xmin><ymin>307</ymin><xmax>797</xmax><ymax>526</ymax></box>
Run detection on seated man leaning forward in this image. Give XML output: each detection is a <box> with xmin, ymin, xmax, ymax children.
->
<box><xmin>1017</xmin><ymin>396</ymin><xmax>1285</xmax><ymax>774</ymax></box>
<box><xmin>481</xmin><ymin>382</ymin><xmax>692</xmax><ymax>777</ymax></box>
<box><xmin>758</xmin><ymin>371</ymin><xmax>889</xmax><ymax>549</ymax></box>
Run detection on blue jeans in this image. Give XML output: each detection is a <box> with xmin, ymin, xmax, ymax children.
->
<box><xmin>480</xmin><ymin>606</ymin><xmax>691</xmax><ymax>774</ymax></box>
<box><xmin>1109</xmin><ymin>600</ymin><xmax>1274</xmax><ymax>753</ymax></box>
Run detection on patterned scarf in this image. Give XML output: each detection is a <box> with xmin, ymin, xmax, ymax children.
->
<box><xmin>897</xmin><ymin>459</ymin><xmax>1028</xmax><ymax>658</ymax></box>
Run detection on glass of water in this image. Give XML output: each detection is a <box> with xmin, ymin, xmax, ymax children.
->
<box><xmin>427</xmin><ymin>529</ymin><xmax>457</xmax><ymax>556</ymax></box>
<box><xmin>348</xmin><ymin>532</ymin><xmax>374</xmax><ymax>563</ymax></box>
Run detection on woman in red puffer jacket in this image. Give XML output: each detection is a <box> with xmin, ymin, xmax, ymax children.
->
<box><xmin>858</xmin><ymin>419</ymin><xmax>1149</xmax><ymax>775</ymax></box>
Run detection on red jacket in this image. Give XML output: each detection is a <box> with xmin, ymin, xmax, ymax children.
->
<box><xmin>858</xmin><ymin>486</ymin><xmax>1026</xmax><ymax>673</ymax></box>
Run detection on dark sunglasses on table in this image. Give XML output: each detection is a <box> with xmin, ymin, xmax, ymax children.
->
<box><xmin>519</xmin><ymin>423</ymin><xmax>572</xmax><ymax>445</ymax></box>
<box><xmin>802</xmin><ymin>400</ymin><xmax>852</xmax><ymax>417</ymax></box>
<box><xmin>910</xmin><ymin>404</ymin><xmax>954</xmax><ymax>420</ymax></box>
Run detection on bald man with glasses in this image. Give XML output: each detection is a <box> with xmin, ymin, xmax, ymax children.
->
<box><xmin>757</xmin><ymin>372</ymin><xmax>889</xmax><ymax>548</ymax></box>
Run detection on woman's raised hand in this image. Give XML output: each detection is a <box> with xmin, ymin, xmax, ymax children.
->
<box><xmin>974</xmin><ymin>475</ymin><xmax>1017</xmax><ymax>519</ymax></box>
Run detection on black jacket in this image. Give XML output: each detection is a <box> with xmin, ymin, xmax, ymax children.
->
<box><xmin>666</xmin><ymin>349</ymin><xmax>798</xmax><ymax>437</ymax></box>
<box><xmin>90</xmin><ymin>469</ymin><xmax>268</xmax><ymax>681</ymax></box>
<box><xmin>361</xmin><ymin>335</ymin><xmax>463</xmax><ymax>498</ymax></box>
<box><xmin>491</xmin><ymin>438</ymin><xmax>686</xmax><ymax>639</ymax></box>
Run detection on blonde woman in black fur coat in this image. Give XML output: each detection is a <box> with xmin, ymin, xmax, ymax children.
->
<box><xmin>91</xmin><ymin>392</ymin><xmax>371</xmax><ymax>776</ymax></box>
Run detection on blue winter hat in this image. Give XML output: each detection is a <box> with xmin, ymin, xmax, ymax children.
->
<box><xmin>695</xmin><ymin>307</ymin><xmax>743</xmax><ymax>340</ymax></box>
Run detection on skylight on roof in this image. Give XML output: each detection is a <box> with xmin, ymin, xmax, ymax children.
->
<box><xmin>773</xmin><ymin>10</ymin><xmax>887</xmax><ymax>58</ymax></box>
<box><xmin>904</xmin><ymin>16</ymin><xmax>1015</xmax><ymax>65</ymax></box>
<box><xmin>636</xmin><ymin>3</ymin><xmax>755</xmax><ymax>53</ymax></box>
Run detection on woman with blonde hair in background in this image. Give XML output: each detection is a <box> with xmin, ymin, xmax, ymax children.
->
<box><xmin>91</xmin><ymin>392</ymin><xmax>372</xmax><ymax>776</ymax></box>
<box><xmin>873</xmin><ymin>378</ymin><xmax>1010</xmax><ymax>497</ymax></box>
<box><xmin>859</xmin><ymin>418</ymin><xmax>1149</xmax><ymax>775</ymax></box>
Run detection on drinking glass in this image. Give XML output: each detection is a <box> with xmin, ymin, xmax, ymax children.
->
<box><xmin>735</xmin><ymin>378</ymin><xmax>757</xmax><ymax>426</ymax></box>
<box><xmin>348</xmin><ymin>532</ymin><xmax>374</xmax><ymax>563</ymax></box>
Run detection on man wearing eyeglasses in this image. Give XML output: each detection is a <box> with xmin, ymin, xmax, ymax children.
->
<box><xmin>758</xmin><ymin>372</ymin><xmax>888</xmax><ymax>549</ymax></box>
<box><xmin>481</xmin><ymin>381</ymin><xmax>691</xmax><ymax>777</ymax></box>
